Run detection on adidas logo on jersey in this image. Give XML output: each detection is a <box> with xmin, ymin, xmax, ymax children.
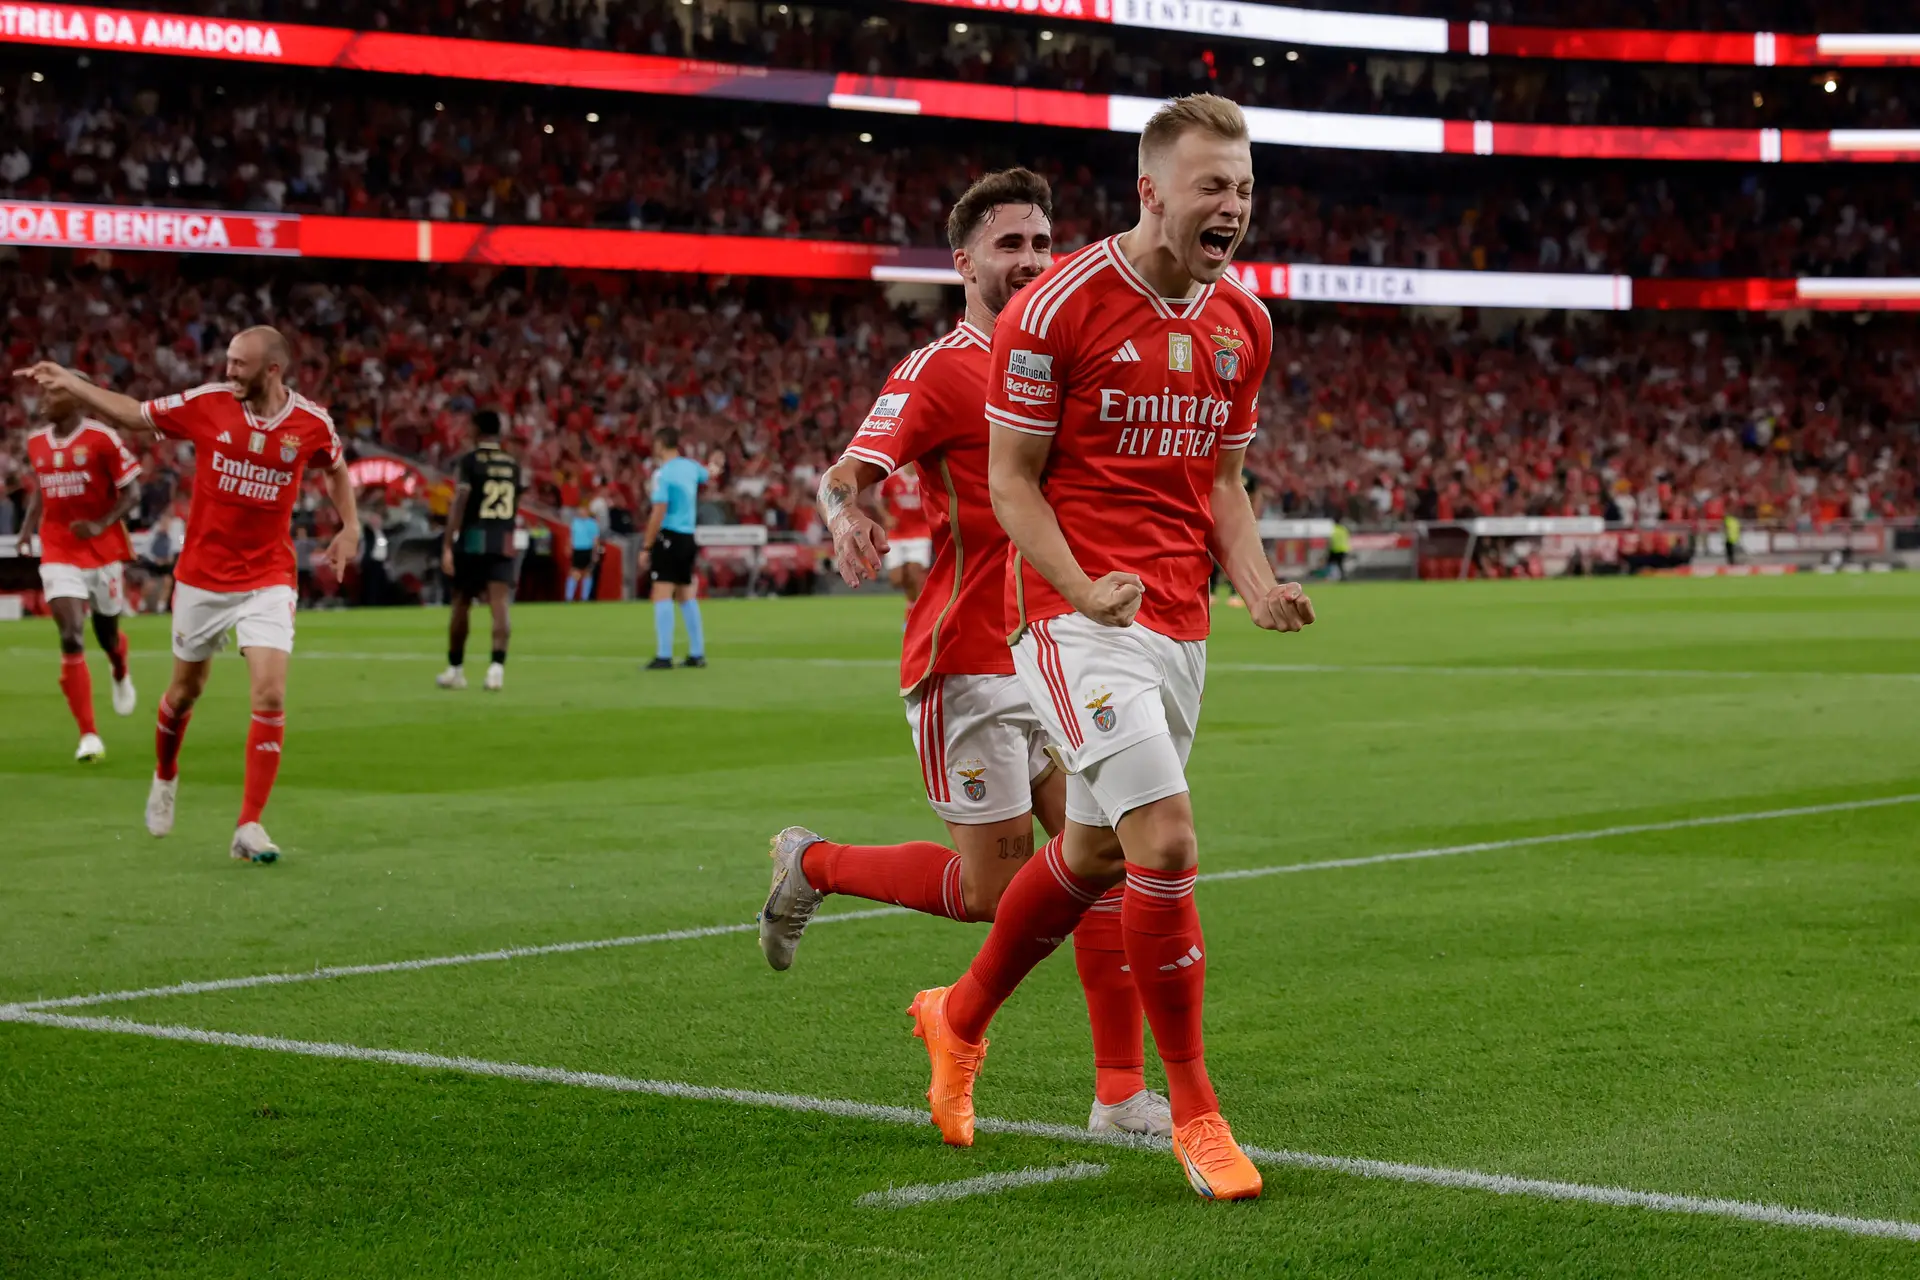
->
<box><xmin>217</xmin><ymin>431</ymin><xmax>233</xmax><ymax>444</ymax></box>
<box><xmin>1110</xmin><ymin>340</ymin><xmax>1141</xmax><ymax>363</ymax></box>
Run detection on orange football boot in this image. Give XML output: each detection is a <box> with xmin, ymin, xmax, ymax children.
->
<box><xmin>1171</xmin><ymin>1112</ymin><xmax>1263</xmax><ymax>1200</ymax></box>
<box><xmin>907</xmin><ymin>986</ymin><xmax>988</xmax><ymax>1147</ymax></box>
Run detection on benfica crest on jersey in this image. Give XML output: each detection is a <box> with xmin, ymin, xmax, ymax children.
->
<box><xmin>72</xmin><ymin>446</ymin><xmax>89</xmax><ymax>466</ymax></box>
<box><xmin>1086</xmin><ymin>688</ymin><xmax>1118</xmax><ymax>733</ymax></box>
<box><xmin>280</xmin><ymin>438</ymin><xmax>300</xmax><ymax>463</ymax></box>
<box><xmin>1211</xmin><ymin>333</ymin><xmax>1245</xmax><ymax>381</ymax></box>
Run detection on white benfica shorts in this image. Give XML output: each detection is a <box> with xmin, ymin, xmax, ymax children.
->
<box><xmin>884</xmin><ymin>538</ymin><xmax>933</xmax><ymax>572</ymax></box>
<box><xmin>1012</xmin><ymin>613</ymin><xmax>1206</xmax><ymax>828</ymax></box>
<box><xmin>40</xmin><ymin>561</ymin><xmax>126</xmax><ymax>616</ymax></box>
<box><xmin>171</xmin><ymin>582</ymin><xmax>297</xmax><ymax>662</ymax></box>
<box><xmin>905</xmin><ymin>672</ymin><xmax>1055</xmax><ymax>826</ymax></box>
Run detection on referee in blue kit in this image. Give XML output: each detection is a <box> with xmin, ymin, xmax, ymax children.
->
<box><xmin>642</xmin><ymin>429</ymin><xmax>723</xmax><ymax>669</ymax></box>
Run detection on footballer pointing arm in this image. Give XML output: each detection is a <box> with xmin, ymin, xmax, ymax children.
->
<box><xmin>13</xmin><ymin>362</ymin><xmax>153</xmax><ymax>439</ymax></box>
<box><xmin>16</xmin><ymin>360</ymin><xmax>360</xmax><ymax>579</ymax></box>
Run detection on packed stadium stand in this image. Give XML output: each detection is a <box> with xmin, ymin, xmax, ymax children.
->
<box><xmin>2</xmin><ymin>0</ymin><xmax>1916</xmax><ymax>601</ymax></box>
<box><xmin>6</xmin><ymin>61</ymin><xmax>1920</xmax><ymax>277</ymax></box>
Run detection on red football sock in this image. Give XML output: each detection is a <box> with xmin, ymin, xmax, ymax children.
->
<box><xmin>59</xmin><ymin>652</ymin><xmax>96</xmax><ymax>735</ymax></box>
<box><xmin>107</xmin><ymin>630</ymin><xmax>129</xmax><ymax>681</ymax></box>
<box><xmin>946</xmin><ymin>835</ymin><xmax>1102</xmax><ymax>1043</ymax></box>
<box><xmin>1073</xmin><ymin>886</ymin><xmax>1147</xmax><ymax>1105</ymax></box>
<box><xmin>1123</xmin><ymin>862</ymin><xmax>1219</xmax><ymax>1127</ymax></box>
<box><xmin>801</xmin><ymin>839</ymin><xmax>974</xmax><ymax>922</ymax></box>
<box><xmin>154</xmin><ymin>696</ymin><xmax>191</xmax><ymax>781</ymax></box>
<box><xmin>238</xmin><ymin>710</ymin><xmax>284</xmax><ymax>825</ymax></box>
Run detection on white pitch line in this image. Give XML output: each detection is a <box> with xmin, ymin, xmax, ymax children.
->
<box><xmin>1199</xmin><ymin>793</ymin><xmax>1920</xmax><ymax>883</ymax></box>
<box><xmin>856</xmin><ymin>1162</ymin><xmax>1110</xmax><ymax>1208</ymax></box>
<box><xmin>4</xmin><ymin>1009</ymin><xmax>1916</xmax><ymax>1243</ymax></box>
<box><xmin>1</xmin><ymin>907</ymin><xmax>911</xmax><ymax>1013</ymax></box>
<box><xmin>9</xmin><ymin>794</ymin><xmax>1914</xmax><ymax>1015</ymax></box>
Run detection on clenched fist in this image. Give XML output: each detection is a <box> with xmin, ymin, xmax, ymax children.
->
<box><xmin>1249</xmin><ymin>580</ymin><xmax>1314</xmax><ymax>633</ymax></box>
<box><xmin>1076</xmin><ymin>571</ymin><xmax>1144</xmax><ymax>628</ymax></box>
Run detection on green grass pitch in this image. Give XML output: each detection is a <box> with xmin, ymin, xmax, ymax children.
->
<box><xmin>4</xmin><ymin>574</ymin><xmax>1919</xmax><ymax>1277</ymax></box>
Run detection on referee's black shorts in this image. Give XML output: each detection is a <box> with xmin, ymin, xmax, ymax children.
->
<box><xmin>649</xmin><ymin>530</ymin><xmax>698</xmax><ymax>587</ymax></box>
<box><xmin>453</xmin><ymin>551</ymin><xmax>516</xmax><ymax>597</ymax></box>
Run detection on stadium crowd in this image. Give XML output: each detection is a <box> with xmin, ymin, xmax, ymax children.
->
<box><xmin>4</xmin><ymin>67</ymin><xmax>1917</xmax><ymax>278</ymax></box>
<box><xmin>3</xmin><ymin>264</ymin><xmax>1915</xmax><ymax>561</ymax></box>
<box><xmin>96</xmin><ymin>0</ymin><xmax>1916</xmax><ymax>131</ymax></box>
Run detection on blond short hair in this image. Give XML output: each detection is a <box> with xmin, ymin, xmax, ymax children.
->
<box><xmin>1138</xmin><ymin>94</ymin><xmax>1250</xmax><ymax>173</ymax></box>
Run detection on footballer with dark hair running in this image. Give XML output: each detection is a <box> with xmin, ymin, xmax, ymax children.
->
<box><xmin>438</xmin><ymin>409</ymin><xmax>520</xmax><ymax>692</ymax></box>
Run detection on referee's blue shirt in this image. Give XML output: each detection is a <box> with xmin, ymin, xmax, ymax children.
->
<box><xmin>650</xmin><ymin>457</ymin><xmax>709</xmax><ymax>535</ymax></box>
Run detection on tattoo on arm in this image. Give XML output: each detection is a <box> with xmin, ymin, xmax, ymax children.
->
<box><xmin>820</xmin><ymin>476</ymin><xmax>856</xmax><ymax>522</ymax></box>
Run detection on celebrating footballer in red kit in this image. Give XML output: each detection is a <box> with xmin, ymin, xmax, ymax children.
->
<box><xmin>16</xmin><ymin>326</ymin><xmax>361</xmax><ymax>865</ymax></box>
<box><xmin>907</xmin><ymin>95</ymin><xmax>1315</xmax><ymax>1202</ymax></box>
<box><xmin>878</xmin><ymin>464</ymin><xmax>932</xmax><ymax>608</ymax></box>
<box><xmin>757</xmin><ymin>168</ymin><xmax>1173</xmax><ymax>1140</ymax></box>
<box><xmin>18</xmin><ymin>375</ymin><xmax>143</xmax><ymax>762</ymax></box>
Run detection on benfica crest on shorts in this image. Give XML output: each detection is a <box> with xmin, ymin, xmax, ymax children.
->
<box><xmin>1086</xmin><ymin>688</ymin><xmax>1117</xmax><ymax>733</ymax></box>
<box><xmin>956</xmin><ymin>762</ymin><xmax>988</xmax><ymax>803</ymax></box>
<box><xmin>1211</xmin><ymin>333</ymin><xmax>1245</xmax><ymax>381</ymax></box>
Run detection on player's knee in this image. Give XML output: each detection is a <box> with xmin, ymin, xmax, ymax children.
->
<box><xmin>57</xmin><ymin>631</ymin><xmax>84</xmax><ymax>655</ymax></box>
<box><xmin>250</xmin><ymin>684</ymin><xmax>286</xmax><ymax>713</ymax></box>
<box><xmin>1116</xmin><ymin>799</ymin><xmax>1197</xmax><ymax>871</ymax></box>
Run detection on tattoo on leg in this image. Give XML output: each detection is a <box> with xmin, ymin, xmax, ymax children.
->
<box><xmin>996</xmin><ymin>832</ymin><xmax>1036</xmax><ymax>861</ymax></box>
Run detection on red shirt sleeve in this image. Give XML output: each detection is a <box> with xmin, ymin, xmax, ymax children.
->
<box><xmin>1220</xmin><ymin>292</ymin><xmax>1273</xmax><ymax>451</ymax></box>
<box><xmin>984</xmin><ymin>309</ymin><xmax>1069</xmax><ymax>440</ymax></box>
<box><xmin>304</xmin><ymin>407</ymin><xmax>343</xmax><ymax>471</ymax></box>
<box><xmin>841</xmin><ymin>358</ymin><xmax>953</xmax><ymax>475</ymax></box>
<box><xmin>140</xmin><ymin>384</ymin><xmax>224</xmax><ymax>442</ymax></box>
<box><xmin>102</xmin><ymin>427</ymin><xmax>141</xmax><ymax>488</ymax></box>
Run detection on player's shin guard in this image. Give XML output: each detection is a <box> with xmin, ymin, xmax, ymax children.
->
<box><xmin>1122</xmin><ymin>863</ymin><xmax>1218</xmax><ymax>1127</ymax></box>
<box><xmin>945</xmin><ymin>835</ymin><xmax>1102</xmax><ymax>1043</ymax></box>
<box><xmin>802</xmin><ymin>841</ymin><xmax>975</xmax><ymax>922</ymax></box>
<box><xmin>239</xmin><ymin>710</ymin><xmax>285</xmax><ymax>825</ymax></box>
<box><xmin>1073</xmin><ymin>887</ymin><xmax>1148</xmax><ymax>1105</ymax></box>
<box><xmin>59</xmin><ymin>651</ymin><xmax>96</xmax><ymax>735</ymax></box>
<box><xmin>154</xmin><ymin>696</ymin><xmax>191</xmax><ymax>780</ymax></box>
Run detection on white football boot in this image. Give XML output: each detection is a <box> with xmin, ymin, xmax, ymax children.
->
<box><xmin>435</xmin><ymin>665</ymin><xmax>467</xmax><ymax>690</ymax></box>
<box><xmin>484</xmin><ymin>662</ymin><xmax>505</xmax><ymax>692</ymax></box>
<box><xmin>111</xmin><ymin>671</ymin><xmax>137</xmax><ymax>716</ymax></box>
<box><xmin>146</xmin><ymin>775</ymin><xmax>177</xmax><ymax>837</ymax></box>
<box><xmin>1089</xmin><ymin>1089</ymin><xmax>1174</xmax><ymax>1139</ymax></box>
<box><xmin>75</xmin><ymin>733</ymin><xmax>105</xmax><ymax>763</ymax></box>
<box><xmin>230</xmin><ymin>822</ymin><xmax>280</xmax><ymax>864</ymax></box>
<box><xmin>758</xmin><ymin>826</ymin><xmax>825</xmax><ymax>971</ymax></box>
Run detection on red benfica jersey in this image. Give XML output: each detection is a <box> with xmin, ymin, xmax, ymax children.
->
<box><xmin>842</xmin><ymin>319</ymin><xmax>1006</xmax><ymax>692</ymax></box>
<box><xmin>984</xmin><ymin>237</ymin><xmax>1272</xmax><ymax>642</ymax></box>
<box><xmin>881</xmin><ymin>465</ymin><xmax>931</xmax><ymax>541</ymax></box>
<box><xmin>140</xmin><ymin>384</ymin><xmax>342</xmax><ymax>593</ymax></box>
<box><xmin>26</xmin><ymin>420</ymin><xmax>140</xmax><ymax>568</ymax></box>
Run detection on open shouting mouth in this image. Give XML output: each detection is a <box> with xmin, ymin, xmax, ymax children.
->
<box><xmin>1198</xmin><ymin>227</ymin><xmax>1237</xmax><ymax>261</ymax></box>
